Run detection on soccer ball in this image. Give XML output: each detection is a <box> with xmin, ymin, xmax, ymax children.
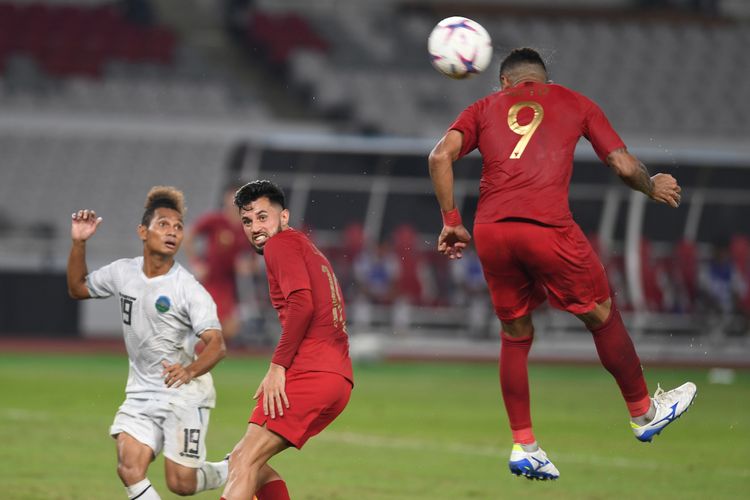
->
<box><xmin>428</xmin><ymin>17</ymin><xmax>493</xmax><ymax>79</ymax></box>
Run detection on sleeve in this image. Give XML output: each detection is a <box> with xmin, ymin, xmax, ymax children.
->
<box><xmin>85</xmin><ymin>260</ymin><xmax>121</xmax><ymax>298</ymax></box>
<box><xmin>448</xmin><ymin>101</ymin><xmax>481</xmax><ymax>160</ymax></box>
<box><xmin>271</xmin><ymin>288</ymin><xmax>314</xmax><ymax>368</ymax></box>
<box><xmin>185</xmin><ymin>280</ymin><xmax>222</xmax><ymax>337</ymax></box>
<box><xmin>263</xmin><ymin>237</ymin><xmax>312</xmax><ymax>298</ymax></box>
<box><xmin>579</xmin><ymin>94</ymin><xmax>626</xmax><ymax>164</ymax></box>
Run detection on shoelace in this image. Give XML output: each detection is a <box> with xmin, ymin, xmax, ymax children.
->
<box><xmin>653</xmin><ymin>383</ymin><xmax>664</xmax><ymax>399</ymax></box>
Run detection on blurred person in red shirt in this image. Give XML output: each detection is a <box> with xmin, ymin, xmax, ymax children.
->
<box><xmin>184</xmin><ymin>184</ymin><xmax>256</xmax><ymax>342</ymax></box>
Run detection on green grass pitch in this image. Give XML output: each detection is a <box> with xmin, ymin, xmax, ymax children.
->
<box><xmin>1</xmin><ymin>352</ymin><xmax>748</xmax><ymax>499</ymax></box>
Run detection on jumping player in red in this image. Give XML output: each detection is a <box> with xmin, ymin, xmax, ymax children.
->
<box><xmin>428</xmin><ymin>48</ymin><xmax>697</xmax><ymax>480</ymax></box>
<box><xmin>221</xmin><ymin>180</ymin><xmax>353</xmax><ymax>500</ymax></box>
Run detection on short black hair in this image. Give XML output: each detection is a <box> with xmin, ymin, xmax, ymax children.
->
<box><xmin>499</xmin><ymin>47</ymin><xmax>547</xmax><ymax>78</ymax></box>
<box><xmin>141</xmin><ymin>186</ymin><xmax>185</xmax><ymax>226</ymax></box>
<box><xmin>234</xmin><ymin>180</ymin><xmax>286</xmax><ymax>210</ymax></box>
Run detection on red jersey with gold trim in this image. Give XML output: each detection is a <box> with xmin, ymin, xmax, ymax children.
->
<box><xmin>449</xmin><ymin>82</ymin><xmax>625</xmax><ymax>227</ymax></box>
<box><xmin>263</xmin><ymin>229</ymin><xmax>353</xmax><ymax>383</ymax></box>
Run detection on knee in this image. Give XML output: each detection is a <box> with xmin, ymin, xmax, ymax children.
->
<box><xmin>164</xmin><ymin>463</ymin><xmax>198</xmax><ymax>496</ymax></box>
<box><xmin>116</xmin><ymin>462</ymin><xmax>146</xmax><ymax>486</ymax></box>
<box><xmin>230</xmin><ymin>447</ymin><xmax>259</xmax><ymax>470</ymax></box>
<box><xmin>501</xmin><ymin>316</ymin><xmax>534</xmax><ymax>338</ymax></box>
<box><xmin>579</xmin><ymin>298</ymin><xmax>613</xmax><ymax>330</ymax></box>
<box><xmin>165</xmin><ymin>475</ymin><xmax>196</xmax><ymax>496</ymax></box>
<box><xmin>229</xmin><ymin>445</ymin><xmax>264</xmax><ymax>475</ymax></box>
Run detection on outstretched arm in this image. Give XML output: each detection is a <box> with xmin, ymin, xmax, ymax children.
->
<box><xmin>67</xmin><ymin>209</ymin><xmax>103</xmax><ymax>299</ymax></box>
<box><xmin>428</xmin><ymin>130</ymin><xmax>472</xmax><ymax>259</ymax></box>
<box><xmin>607</xmin><ymin>148</ymin><xmax>682</xmax><ymax>207</ymax></box>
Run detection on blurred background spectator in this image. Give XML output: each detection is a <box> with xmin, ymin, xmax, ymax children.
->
<box><xmin>184</xmin><ymin>184</ymin><xmax>261</xmax><ymax>344</ymax></box>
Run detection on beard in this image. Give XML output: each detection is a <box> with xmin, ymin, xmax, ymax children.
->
<box><xmin>251</xmin><ymin>222</ymin><xmax>283</xmax><ymax>255</ymax></box>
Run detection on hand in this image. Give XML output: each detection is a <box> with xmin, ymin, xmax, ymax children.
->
<box><xmin>437</xmin><ymin>224</ymin><xmax>472</xmax><ymax>260</ymax></box>
<box><xmin>650</xmin><ymin>174</ymin><xmax>681</xmax><ymax>208</ymax></box>
<box><xmin>71</xmin><ymin>209</ymin><xmax>103</xmax><ymax>242</ymax></box>
<box><xmin>253</xmin><ymin>363</ymin><xmax>289</xmax><ymax>419</ymax></box>
<box><xmin>161</xmin><ymin>360</ymin><xmax>194</xmax><ymax>388</ymax></box>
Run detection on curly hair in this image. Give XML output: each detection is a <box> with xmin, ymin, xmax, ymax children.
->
<box><xmin>141</xmin><ymin>186</ymin><xmax>186</xmax><ymax>226</ymax></box>
<box><xmin>233</xmin><ymin>180</ymin><xmax>286</xmax><ymax>210</ymax></box>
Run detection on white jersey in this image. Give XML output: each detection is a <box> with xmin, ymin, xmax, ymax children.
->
<box><xmin>86</xmin><ymin>257</ymin><xmax>221</xmax><ymax>407</ymax></box>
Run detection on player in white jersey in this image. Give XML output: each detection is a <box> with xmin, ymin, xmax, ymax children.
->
<box><xmin>67</xmin><ymin>186</ymin><xmax>229</xmax><ymax>500</ymax></box>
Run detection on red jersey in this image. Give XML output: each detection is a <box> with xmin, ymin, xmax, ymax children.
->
<box><xmin>449</xmin><ymin>82</ymin><xmax>625</xmax><ymax>227</ymax></box>
<box><xmin>263</xmin><ymin>229</ymin><xmax>353</xmax><ymax>383</ymax></box>
<box><xmin>191</xmin><ymin>212</ymin><xmax>248</xmax><ymax>285</ymax></box>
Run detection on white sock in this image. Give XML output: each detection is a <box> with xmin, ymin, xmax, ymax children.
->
<box><xmin>125</xmin><ymin>478</ymin><xmax>161</xmax><ymax>499</ymax></box>
<box><xmin>631</xmin><ymin>400</ymin><xmax>656</xmax><ymax>426</ymax></box>
<box><xmin>520</xmin><ymin>441</ymin><xmax>539</xmax><ymax>453</ymax></box>
<box><xmin>195</xmin><ymin>459</ymin><xmax>229</xmax><ymax>492</ymax></box>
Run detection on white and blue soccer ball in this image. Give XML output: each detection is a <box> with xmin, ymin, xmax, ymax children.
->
<box><xmin>428</xmin><ymin>16</ymin><xmax>493</xmax><ymax>79</ymax></box>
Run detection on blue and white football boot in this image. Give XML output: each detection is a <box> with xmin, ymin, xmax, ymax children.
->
<box><xmin>508</xmin><ymin>444</ymin><xmax>560</xmax><ymax>480</ymax></box>
<box><xmin>631</xmin><ymin>382</ymin><xmax>697</xmax><ymax>442</ymax></box>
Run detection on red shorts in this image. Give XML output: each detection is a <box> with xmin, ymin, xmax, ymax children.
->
<box><xmin>249</xmin><ymin>370</ymin><xmax>352</xmax><ymax>449</ymax></box>
<box><xmin>474</xmin><ymin>221</ymin><xmax>610</xmax><ymax>321</ymax></box>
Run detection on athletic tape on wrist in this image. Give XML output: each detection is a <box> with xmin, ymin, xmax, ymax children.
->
<box><xmin>441</xmin><ymin>208</ymin><xmax>462</xmax><ymax>227</ymax></box>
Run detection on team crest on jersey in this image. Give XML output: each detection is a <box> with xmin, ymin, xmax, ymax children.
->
<box><xmin>155</xmin><ymin>295</ymin><xmax>171</xmax><ymax>313</ymax></box>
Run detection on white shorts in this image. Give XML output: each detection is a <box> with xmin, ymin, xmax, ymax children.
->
<box><xmin>109</xmin><ymin>397</ymin><xmax>211</xmax><ymax>468</ymax></box>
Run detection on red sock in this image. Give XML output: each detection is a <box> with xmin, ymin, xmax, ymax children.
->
<box><xmin>500</xmin><ymin>332</ymin><xmax>536</xmax><ymax>444</ymax></box>
<box><xmin>256</xmin><ymin>479</ymin><xmax>290</xmax><ymax>500</ymax></box>
<box><xmin>588</xmin><ymin>304</ymin><xmax>650</xmax><ymax>417</ymax></box>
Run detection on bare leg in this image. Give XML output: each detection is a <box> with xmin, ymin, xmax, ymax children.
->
<box><xmin>257</xmin><ymin>464</ymin><xmax>283</xmax><ymax>487</ymax></box>
<box><xmin>222</xmin><ymin>423</ymin><xmax>289</xmax><ymax>500</ymax></box>
<box><xmin>115</xmin><ymin>432</ymin><xmax>154</xmax><ymax>486</ymax></box>
<box><xmin>164</xmin><ymin>458</ymin><xmax>197</xmax><ymax>496</ymax></box>
<box><xmin>115</xmin><ymin>432</ymin><xmax>163</xmax><ymax>498</ymax></box>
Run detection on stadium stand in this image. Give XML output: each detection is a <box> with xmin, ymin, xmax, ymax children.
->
<box><xmin>0</xmin><ymin>0</ymin><xmax>269</xmax><ymax>118</ymax></box>
<box><xmin>0</xmin><ymin>2</ymin><xmax>175</xmax><ymax>77</ymax></box>
<box><xmin>240</xmin><ymin>4</ymin><xmax>750</xmax><ymax>141</ymax></box>
<box><xmin>0</xmin><ymin>0</ymin><xmax>748</xmax><ymax>360</ymax></box>
<box><xmin>0</xmin><ymin>130</ymin><xmax>230</xmax><ymax>269</ymax></box>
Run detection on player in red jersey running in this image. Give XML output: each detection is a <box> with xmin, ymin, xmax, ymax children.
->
<box><xmin>221</xmin><ymin>180</ymin><xmax>353</xmax><ymax>500</ymax></box>
<box><xmin>428</xmin><ymin>48</ymin><xmax>696</xmax><ymax>480</ymax></box>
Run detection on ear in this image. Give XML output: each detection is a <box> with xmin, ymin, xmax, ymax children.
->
<box><xmin>280</xmin><ymin>208</ymin><xmax>290</xmax><ymax>227</ymax></box>
<box><xmin>137</xmin><ymin>224</ymin><xmax>147</xmax><ymax>242</ymax></box>
<box><xmin>500</xmin><ymin>75</ymin><xmax>511</xmax><ymax>90</ymax></box>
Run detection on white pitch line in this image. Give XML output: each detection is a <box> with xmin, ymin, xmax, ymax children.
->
<box><xmin>0</xmin><ymin>408</ymin><xmax>51</xmax><ymax>422</ymax></box>
<box><xmin>320</xmin><ymin>431</ymin><xmax>749</xmax><ymax>479</ymax></box>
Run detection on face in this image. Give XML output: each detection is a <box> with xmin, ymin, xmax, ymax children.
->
<box><xmin>239</xmin><ymin>196</ymin><xmax>289</xmax><ymax>254</ymax></box>
<box><xmin>138</xmin><ymin>207</ymin><xmax>184</xmax><ymax>257</ymax></box>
